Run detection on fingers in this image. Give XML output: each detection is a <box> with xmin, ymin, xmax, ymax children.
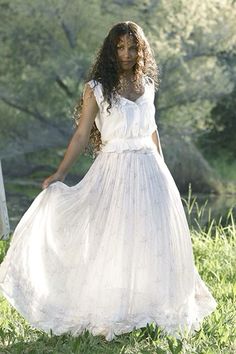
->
<box><xmin>42</xmin><ymin>177</ymin><xmax>52</xmax><ymax>190</ymax></box>
<box><xmin>42</xmin><ymin>176</ymin><xmax>59</xmax><ymax>190</ymax></box>
<box><xmin>42</xmin><ymin>180</ymin><xmax>49</xmax><ymax>190</ymax></box>
<box><xmin>41</xmin><ymin>172</ymin><xmax>64</xmax><ymax>190</ymax></box>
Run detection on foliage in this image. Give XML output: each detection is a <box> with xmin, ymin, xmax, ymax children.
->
<box><xmin>0</xmin><ymin>0</ymin><xmax>236</xmax><ymax>159</ymax></box>
<box><xmin>206</xmin><ymin>154</ymin><xmax>236</xmax><ymax>182</ymax></box>
<box><xmin>0</xmin><ymin>0</ymin><xmax>106</xmax><ymax>155</ymax></box>
<box><xmin>197</xmin><ymin>87</ymin><xmax>236</xmax><ymax>159</ymax></box>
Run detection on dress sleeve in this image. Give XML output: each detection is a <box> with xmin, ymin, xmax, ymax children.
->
<box><xmin>86</xmin><ymin>79</ymin><xmax>104</xmax><ymax>107</ymax></box>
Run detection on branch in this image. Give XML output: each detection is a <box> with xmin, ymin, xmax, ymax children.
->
<box><xmin>56</xmin><ymin>12</ymin><xmax>76</xmax><ymax>49</ymax></box>
<box><xmin>1</xmin><ymin>96</ymin><xmax>44</xmax><ymax>121</ymax></box>
<box><xmin>55</xmin><ymin>75</ymin><xmax>73</xmax><ymax>97</ymax></box>
<box><xmin>157</xmin><ymin>91</ymin><xmax>229</xmax><ymax>113</ymax></box>
<box><xmin>61</xmin><ymin>20</ymin><xmax>76</xmax><ymax>49</ymax></box>
<box><xmin>0</xmin><ymin>96</ymin><xmax>67</xmax><ymax>135</ymax></box>
<box><xmin>162</xmin><ymin>50</ymin><xmax>218</xmax><ymax>76</ymax></box>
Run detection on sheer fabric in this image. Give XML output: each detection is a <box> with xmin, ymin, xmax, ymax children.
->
<box><xmin>0</xmin><ymin>77</ymin><xmax>217</xmax><ymax>341</ymax></box>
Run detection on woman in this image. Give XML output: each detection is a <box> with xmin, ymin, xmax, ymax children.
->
<box><xmin>0</xmin><ymin>21</ymin><xmax>217</xmax><ymax>341</ymax></box>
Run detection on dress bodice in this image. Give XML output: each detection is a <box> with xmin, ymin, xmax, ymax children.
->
<box><xmin>86</xmin><ymin>77</ymin><xmax>158</xmax><ymax>153</ymax></box>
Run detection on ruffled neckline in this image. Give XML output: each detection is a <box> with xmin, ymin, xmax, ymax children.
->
<box><xmin>118</xmin><ymin>76</ymin><xmax>146</xmax><ymax>103</ymax></box>
<box><xmin>116</xmin><ymin>77</ymin><xmax>151</xmax><ymax>107</ymax></box>
<box><xmin>117</xmin><ymin>76</ymin><xmax>147</xmax><ymax>105</ymax></box>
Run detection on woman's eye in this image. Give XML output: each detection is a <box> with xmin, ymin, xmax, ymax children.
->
<box><xmin>117</xmin><ymin>45</ymin><xmax>137</xmax><ymax>51</ymax></box>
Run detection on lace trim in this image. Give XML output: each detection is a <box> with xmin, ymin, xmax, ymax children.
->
<box><xmin>0</xmin><ymin>270</ymin><xmax>217</xmax><ymax>342</ymax></box>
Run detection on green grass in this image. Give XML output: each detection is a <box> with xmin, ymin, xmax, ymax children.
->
<box><xmin>0</xmin><ymin>193</ymin><xmax>235</xmax><ymax>353</ymax></box>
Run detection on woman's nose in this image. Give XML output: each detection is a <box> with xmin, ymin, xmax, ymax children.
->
<box><xmin>124</xmin><ymin>48</ymin><xmax>130</xmax><ymax>58</ymax></box>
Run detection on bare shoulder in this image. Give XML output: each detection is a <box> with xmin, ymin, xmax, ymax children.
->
<box><xmin>73</xmin><ymin>82</ymin><xmax>99</xmax><ymax>139</ymax></box>
<box><xmin>81</xmin><ymin>82</ymin><xmax>99</xmax><ymax>115</ymax></box>
<box><xmin>84</xmin><ymin>79</ymin><xmax>104</xmax><ymax>107</ymax></box>
<box><xmin>83</xmin><ymin>82</ymin><xmax>97</xmax><ymax>101</ymax></box>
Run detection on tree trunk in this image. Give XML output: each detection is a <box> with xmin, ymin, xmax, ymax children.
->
<box><xmin>0</xmin><ymin>160</ymin><xmax>10</xmax><ymax>240</ymax></box>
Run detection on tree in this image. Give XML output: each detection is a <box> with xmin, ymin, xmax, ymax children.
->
<box><xmin>1</xmin><ymin>0</ymin><xmax>236</xmax><ymax>160</ymax></box>
<box><xmin>198</xmin><ymin>85</ymin><xmax>236</xmax><ymax>159</ymax></box>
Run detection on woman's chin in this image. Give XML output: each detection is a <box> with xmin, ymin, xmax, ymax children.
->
<box><xmin>120</xmin><ymin>64</ymin><xmax>135</xmax><ymax>73</ymax></box>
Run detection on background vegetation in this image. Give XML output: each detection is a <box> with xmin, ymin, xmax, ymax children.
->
<box><xmin>0</xmin><ymin>0</ymin><xmax>235</xmax><ymax>194</ymax></box>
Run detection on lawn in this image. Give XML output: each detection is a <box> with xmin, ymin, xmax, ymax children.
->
<box><xmin>0</xmin><ymin>197</ymin><xmax>235</xmax><ymax>354</ymax></box>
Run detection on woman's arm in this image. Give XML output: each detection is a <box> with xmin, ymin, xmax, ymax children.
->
<box><xmin>151</xmin><ymin>129</ymin><xmax>164</xmax><ymax>161</ymax></box>
<box><xmin>42</xmin><ymin>83</ymin><xmax>98</xmax><ymax>189</ymax></box>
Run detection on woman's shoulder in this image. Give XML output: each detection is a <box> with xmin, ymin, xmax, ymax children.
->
<box><xmin>86</xmin><ymin>78</ymin><xmax>102</xmax><ymax>88</ymax></box>
<box><xmin>84</xmin><ymin>79</ymin><xmax>104</xmax><ymax>106</ymax></box>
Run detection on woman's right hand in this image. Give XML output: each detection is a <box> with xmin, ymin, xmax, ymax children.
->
<box><xmin>42</xmin><ymin>171</ymin><xmax>66</xmax><ymax>190</ymax></box>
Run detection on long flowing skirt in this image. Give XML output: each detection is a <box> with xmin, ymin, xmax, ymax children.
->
<box><xmin>0</xmin><ymin>149</ymin><xmax>217</xmax><ymax>341</ymax></box>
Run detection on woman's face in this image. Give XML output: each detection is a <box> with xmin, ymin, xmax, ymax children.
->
<box><xmin>116</xmin><ymin>34</ymin><xmax>138</xmax><ymax>72</ymax></box>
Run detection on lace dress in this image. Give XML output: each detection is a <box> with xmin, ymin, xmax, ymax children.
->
<box><xmin>0</xmin><ymin>77</ymin><xmax>217</xmax><ymax>341</ymax></box>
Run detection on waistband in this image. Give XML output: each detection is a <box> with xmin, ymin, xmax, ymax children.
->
<box><xmin>100</xmin><ymin>136</ymin><xmax>157</xmax><ymax>153</ymax></box>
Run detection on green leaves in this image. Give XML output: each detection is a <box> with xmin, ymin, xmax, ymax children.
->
<box><xmin>166</xmin><ymin>337</ymin><xmax>183</xmax><ymax>354</ymax></box>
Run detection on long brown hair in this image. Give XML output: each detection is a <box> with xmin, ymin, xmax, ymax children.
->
<box><xmin>73</xmin><ymin>21</ymin><xmax>159</xmax><ymax>157</ymax></box>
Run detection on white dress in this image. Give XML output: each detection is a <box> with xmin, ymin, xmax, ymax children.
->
<box><xmin>0</xmin><ymin>77</ymin><xmax>217</xmax><ymax>341</ymax></box>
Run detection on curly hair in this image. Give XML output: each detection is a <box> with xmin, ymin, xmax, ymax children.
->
<box><xmin>73</xmin><ymin>21</ymin><xmax>159</xmax><ymax>157</ymax></box>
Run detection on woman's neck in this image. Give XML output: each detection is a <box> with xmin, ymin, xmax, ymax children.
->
<box><xmin>119</xmin><ymin>69</ymin><xmax>135</xmax><ymax>81</ymax></box>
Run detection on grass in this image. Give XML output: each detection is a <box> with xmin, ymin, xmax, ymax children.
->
<box><xmin>0</xmin><ymin>190</ymin><xmax>235</xmax><ymax>353</ymax></box>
